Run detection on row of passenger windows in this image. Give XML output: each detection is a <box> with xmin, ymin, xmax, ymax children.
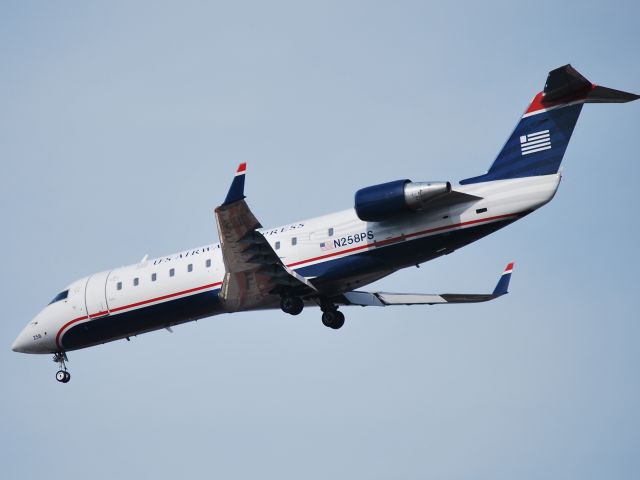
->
<box><xmin>273</xmin><ymin>228</ymin><xmax>333</xmax><ymax>250</ymax></box>
<box><xmin>115</xmin><ymin>227</ymin><xmax>336</xmax><ymax>289</ymax></box>
<box><xmin>114</xmin><ymin>227</ymin><xmax>337</xmax><ymax>289</ymax></box>
<box><xmin>116</xmin><ymin>259</ymin><xmax>212</xmax><ymax>290</ymax></box>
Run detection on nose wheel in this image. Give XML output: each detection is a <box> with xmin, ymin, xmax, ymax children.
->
<box><xmin>53</xmin><ymin>352</ymin><xmax>71</xmax><ymax>383</ymax></box>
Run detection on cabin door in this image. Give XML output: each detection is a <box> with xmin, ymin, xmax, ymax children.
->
<box><xmin>84</xmin><ymin>270</ymin><xmax>112</xmax><ymax>318</ymax></box>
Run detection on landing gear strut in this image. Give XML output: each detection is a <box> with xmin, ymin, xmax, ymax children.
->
<box><xmin>280</xmin><ymin>296</ymin><xmax>304</xmax><ymax>315</ymax></box>
<box><xmin>53</xmin><ymin>352</ymin><xmax>70</xmax><ymax>383</ymax></box>
<box><xmin>321</xmin><ymin>302</ymin><xmax>345</xmax><ymax>330</ymax></box>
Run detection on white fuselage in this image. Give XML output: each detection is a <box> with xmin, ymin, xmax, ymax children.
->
<box><xmin>11</xmin><ymin>174</ymin><xmax>561</xmax><ymax>354</ymax></box>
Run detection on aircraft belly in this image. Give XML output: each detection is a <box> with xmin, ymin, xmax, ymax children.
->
<box><xmin>300</xmin><ymin>215</ymin><xmax>523</xmax><ymax>293</ymax></box>
<box><xmin>59</xmin><ymin>216</ymin><xmax>523</xmax><ymax>350</ymax></box>
<box><xmin>60</xmin><ymin>289</ymin><xmax>223</xmax><ymax>351</ymax></box>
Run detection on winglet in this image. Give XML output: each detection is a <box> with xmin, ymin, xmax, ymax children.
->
<box><xmin>492</xmin><ymin>262</ymin><xmax>514</xmax><ymax>296</ymax></box>
<box><xmin>223</xmin><ymin>163</ymin><xmax>247</xmax><ymax>205</ymax></box>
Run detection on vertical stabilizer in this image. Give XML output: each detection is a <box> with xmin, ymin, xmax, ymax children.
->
<box><xmin>461</xmin><ymin>65</ymin><xmax>638</xmax><ymax>185</ymax></box>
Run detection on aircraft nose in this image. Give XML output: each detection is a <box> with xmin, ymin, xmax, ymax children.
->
<box><xmin>11</xmin><ymin>327</ymin><xmax>33</xmax><ymax>353</ymax></box>
<box><xmin>11</xmin><ymin>335</ymin><xmax>27</xmax><ymax>353</ymax></box>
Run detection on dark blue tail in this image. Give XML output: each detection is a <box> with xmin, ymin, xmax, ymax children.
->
<box><xmin>461</xmin><ymin>65</ymin><xmax>638</xmax><ymax>185</ymax></box>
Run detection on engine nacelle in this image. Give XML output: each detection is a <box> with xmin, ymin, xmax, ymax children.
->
<box><xmin>354</xmin><ymin>179</ymin><xmax>451</xmax><ymax>221</ymax></box>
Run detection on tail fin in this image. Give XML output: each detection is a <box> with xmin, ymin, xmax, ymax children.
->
<box><xmin>461</xmin><ymin>65</ymin><xmax>638</xmax><ymax>185</ymax></box>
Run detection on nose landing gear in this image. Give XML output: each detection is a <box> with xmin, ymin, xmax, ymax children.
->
<box><xmin>53</xmin><ymin>352</ymin><xmax>71</xmax><ymax>383</ymax></box>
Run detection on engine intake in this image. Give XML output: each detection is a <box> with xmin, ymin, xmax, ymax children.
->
<box><xmin>354</xmin><ymin>179</ymin><xmax>451</xmax><ymax>221</ymax></box>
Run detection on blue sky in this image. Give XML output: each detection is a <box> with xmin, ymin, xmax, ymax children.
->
<box><xmin>1</xmin><ymin>1</ymin><xmax>639</xmax><ymax>479</ymax></box>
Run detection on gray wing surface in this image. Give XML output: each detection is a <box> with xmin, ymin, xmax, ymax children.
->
<box><xmin>215</xmin><ymin>164</ymin><xmax>316</xmax><ymax>312</ymax></box>
<box><xmin>340</xmin><ymin>263</ymin><xmax>514</xmax><ymax>307</ymax></box>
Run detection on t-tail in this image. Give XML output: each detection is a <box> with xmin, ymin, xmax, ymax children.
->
<box><xmin>461</xmin><ymin>65</ymin><xmax>639</xmax><ymax>184</ymax></box>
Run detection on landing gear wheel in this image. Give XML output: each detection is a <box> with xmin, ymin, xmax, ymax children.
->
<box><xmin>322</xmin><ymin>310</ymin><xmax>345</xmax><ymax>329</ymax></box>
<box><xmin>332</xmin><ymin>310</ymin><xmax>345</xmax><ymax>329</ymax></box>
<box><xmin>53</xmin><ymin>352</ymin><xmax>70</xmax><ymax>383</ymax></box>
<box><xmin>280</xmin><ymin>296</ymin><xmax>304</xmax><ymax>315</ymax></box>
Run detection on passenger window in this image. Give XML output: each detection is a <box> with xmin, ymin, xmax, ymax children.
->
<box><xmin>205</xmin><ymin>259</ymin><xmax>211</xmax><ymax>268</ymax></box>
<box><xmin>328</xmin><ymin>228</ymin><xmax>334</xmax><ymax>236</ymax></box>
<box><xmin>169</xmin><ymin>268</ymin><xmax>175</xmax><ymax>277</ymax></box>
<box><xmin>291</xmin><ymin>237</ymin><xmax>297</xmax><ymax>246</ymax></box>
<box><xmin>275</xmin><ymin>241</ymin><xmax>280</xmax><ymax>250</ymax></box>
<box><xmin>117</xmin><ymin>282</ymin><xmax>122</xmax><ymax>291</ymax></box>
<box><xmin>133</xmin><ymin>278</ymin><xmax>139</xmax><ymax>286</ymax></box>
<box><xmin>187</xmin><ymin>263</ymin><xmax>193</xmax><ymax>272</ymax></box>
<box><xmin>151</xmin><ymin>273</ymin><xmax>157</xmax><ymax>282</ymax></box>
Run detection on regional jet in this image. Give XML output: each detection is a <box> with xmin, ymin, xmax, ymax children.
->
<box><xmin>11</xmin><ymin>65</ymin><xmax>638</xmax><ymax>383</ymax></box>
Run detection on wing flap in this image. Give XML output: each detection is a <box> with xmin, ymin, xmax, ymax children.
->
<box><xmin>215</xmin><ymin>164</ymin><xmax>315</xmax><ymax>312</ymax></box>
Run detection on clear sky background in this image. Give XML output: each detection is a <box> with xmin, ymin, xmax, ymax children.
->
<box><xmin>1</xmin><ymin>1</ymin><xmax>639</xmax><ymax>479</ymax></box>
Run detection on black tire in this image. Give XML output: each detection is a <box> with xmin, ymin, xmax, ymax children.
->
<box><xmin>280</xmin><ymin>296</ymin><xmax>304</xmax><ymax>315</ymax></box>
<box><xmin>63</xmin><ymin>371</ymin><xmax>71</xmax><ymax>383</ymax></box>
<box><xmin>322</xmin><ymin>310</ymin><xmax>345</xmax><ymax>329</ymax></box>
<box><xmin>332</xmin><ymin>310</ymin><xmax>345</xmax><ymax>330</ymax></box>
<box><xmin>321</xmin><ymin>311</ymin><xmax>334</xmax><ymax>328</ymax></box>
<box><xmin>56</xmin><ymin>370</ymin><xmax>66</xmax><ymax>383</ymax></box>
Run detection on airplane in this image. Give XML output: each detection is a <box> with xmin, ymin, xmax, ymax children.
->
<box><xmin>11</xmin><ymin>65</ymin><xmax>638</xmax><ymax>383</ymax></box>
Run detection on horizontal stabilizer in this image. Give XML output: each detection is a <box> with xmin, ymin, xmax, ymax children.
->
<box><xmin>587</xmin><ymin>85</ymin><xmax>640</xmax><ymax>104</ymax></box>
<box><xmin>543</xmin><ymin>64</ymin><xmax>591</xmax><ymax>102</ymax></box>
<box><xmin>544</xmin><ymin>64</ymin><xmax>639</xmax><ymax>104</ymax></box>
<box><xmin>340</xmin><ymin>262</ymin><xmax>514</xmax><ymax>307</ymax></box>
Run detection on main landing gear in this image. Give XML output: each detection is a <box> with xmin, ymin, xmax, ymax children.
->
<box><xmin>280</xmin><ymin>296</ymin><xmax>304</xmax><ymax>316</ymax></box>
<box><xmin>322</xmin><ymin>305</ymin><xmax>344</xmax><ymax>330</ymax></box>
<box><xmin>53</xmin><ymin>352</ymin><xmax>71</xmax><ymax>383</ymax></box>
<box><xmin>321</xmin><ymin>302</ymin><xmax>345</xmax><ymax>330</ymax></box>
<box><xmin>280</xmin><ymin>295</ymin><xmax>346</xmax><ymax>330</ymax></box>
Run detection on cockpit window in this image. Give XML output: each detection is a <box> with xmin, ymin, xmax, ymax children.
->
<box><xmin>48</xmin><ymin>290</ymin><xmax>69</xmax><ymax>305</ymax></box>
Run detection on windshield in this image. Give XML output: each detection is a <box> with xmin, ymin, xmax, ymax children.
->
<box><xmin>48</xmin><ymin>290</ymin><xmax>69</xmax><ymax>305</ymax></box>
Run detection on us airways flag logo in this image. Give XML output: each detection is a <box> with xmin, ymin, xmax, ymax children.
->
<box><xmin>520</xmin><ymin>130</ymin><xmax>551</xmax><ymax>155</ymax></box>
<box><xmin>320</xmin><ymin>241</ymin><xmax>335</xmax><ymax>251</ymax></box>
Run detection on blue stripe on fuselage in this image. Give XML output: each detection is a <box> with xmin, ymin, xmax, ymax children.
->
<box><xmin>296</xmin><ymin>214</ymin><xmax>522</xmax><ymax>280</ymax></box>
<box><xmin>61</xmin><ymin>289</ymin><xmax>223</xmax><ymax>351</ymax></box>
<box><xmin>61</xmin><ymin>214</ymin><xmax>522</xmax><ymax>351</ymax></box>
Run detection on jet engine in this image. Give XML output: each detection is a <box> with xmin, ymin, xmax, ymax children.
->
<box><xmin>354</xmin><ymin>179</ymin><xmax>452</xmax><ymax>221</ymax></box>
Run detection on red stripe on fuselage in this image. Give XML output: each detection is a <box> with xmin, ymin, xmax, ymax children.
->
<box><xmin>287</xmin><ymin>212</ymin><xmax>518</xmax><ymax>267</ymax></box>
<box><xmin>55</xmin><ymin>212</ymin><xmax>518</xmax><ymax>349</ymax></box>
<box><xmin>55</xmin><ymin>281</ymin><xmax>222</xmax><ymax>349</ymax></box>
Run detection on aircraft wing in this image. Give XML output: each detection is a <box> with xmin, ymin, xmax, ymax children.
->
<box><xmin>339</xmin><ymin>263</ymin><xmax>514</xmax><ymax>306</ymax></box>
<box><xmin>214</xmin><ymin>163</ymin><xmax>316</xmax><ymax>312</ymax></box>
